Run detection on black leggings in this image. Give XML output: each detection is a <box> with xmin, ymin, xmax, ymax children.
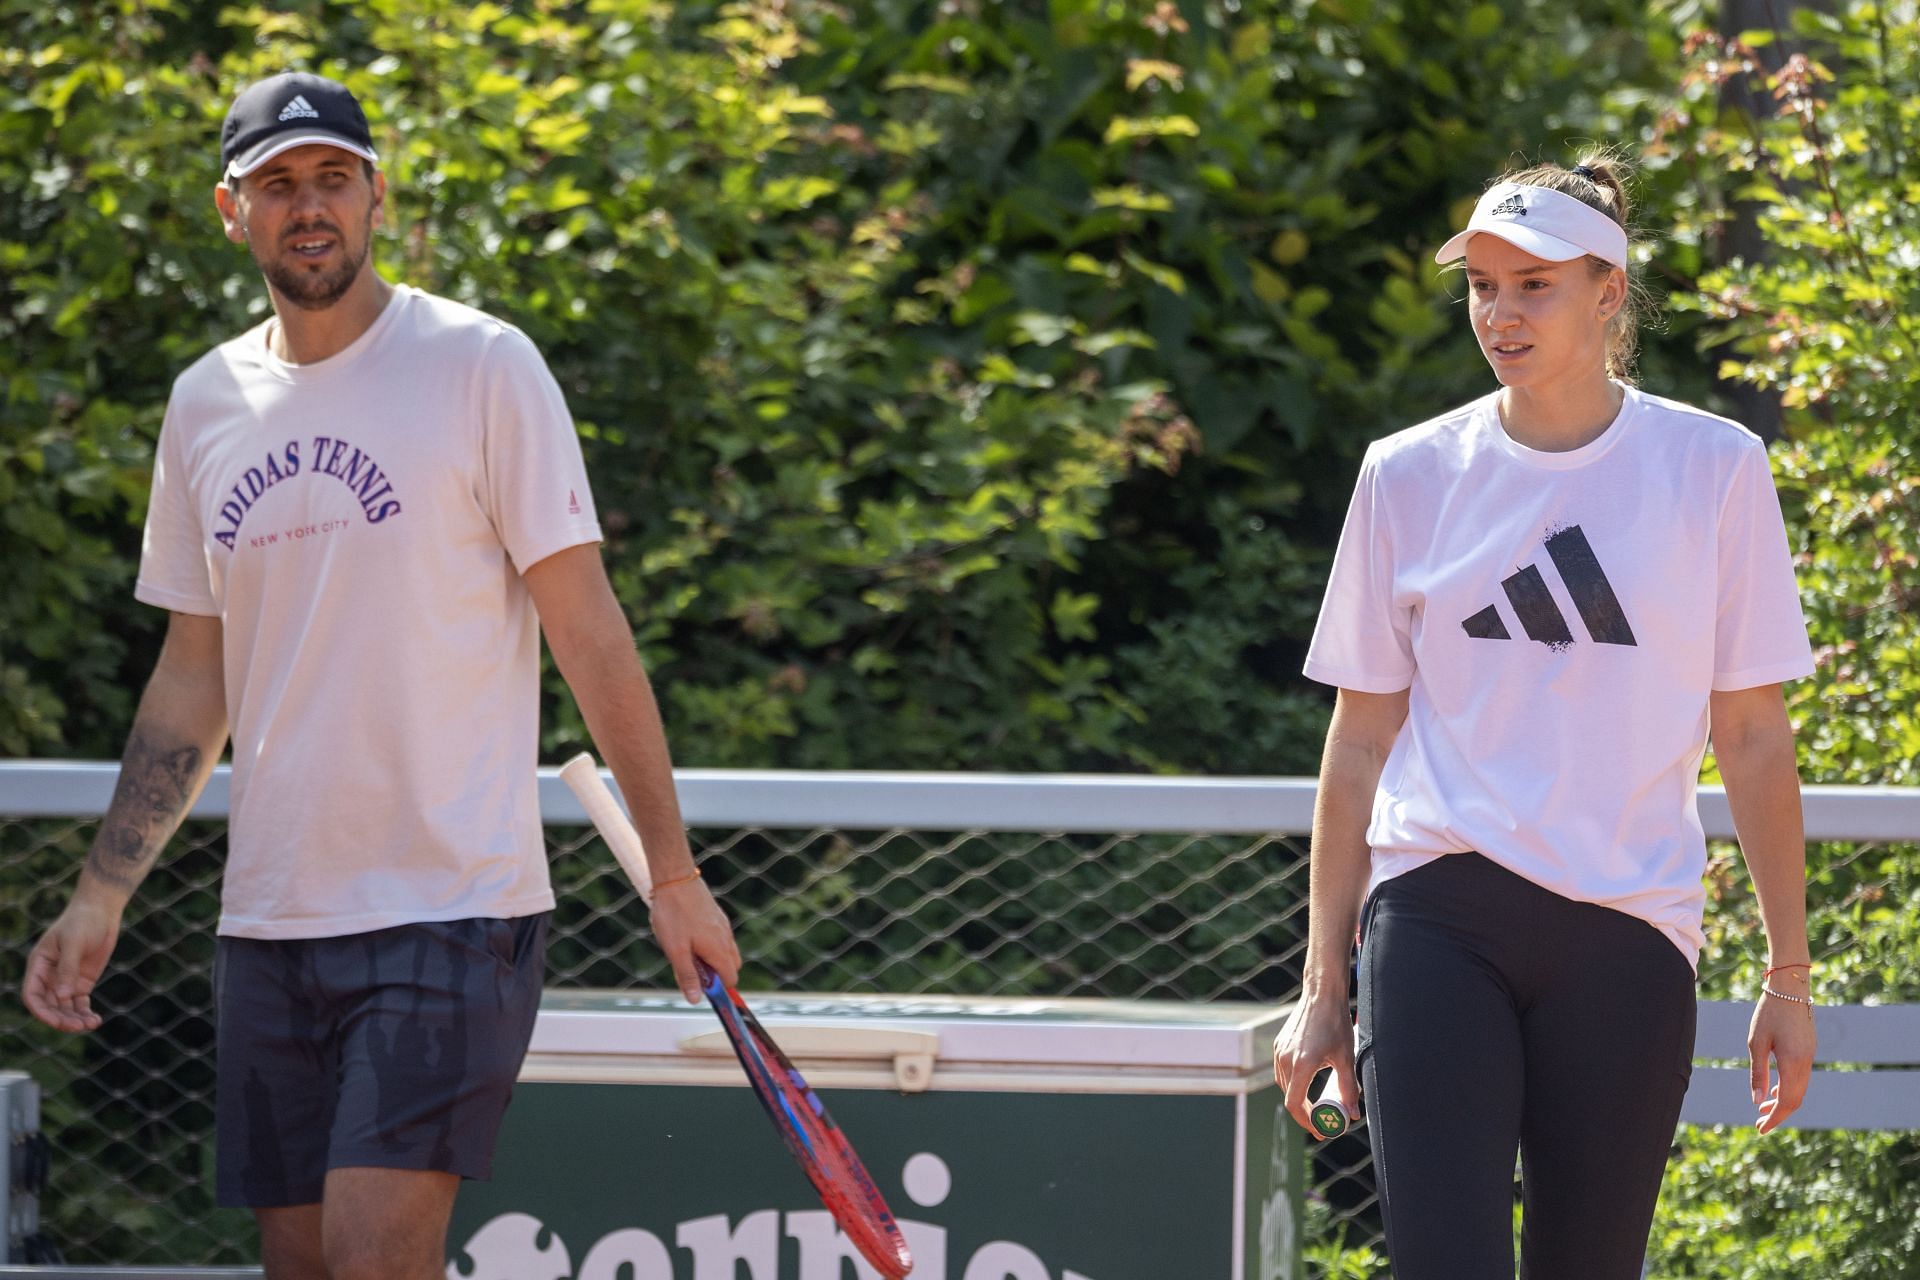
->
<box><xmin>1356</xmin><ymin>853</ymin><xmax>1696</xmax><ymax>1280</ymax></box>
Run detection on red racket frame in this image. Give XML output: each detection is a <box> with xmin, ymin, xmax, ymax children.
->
<box><xmin>698</xmin><ymin>961</ymin><xmax>913</xmax><ymax>1279</ymax></box>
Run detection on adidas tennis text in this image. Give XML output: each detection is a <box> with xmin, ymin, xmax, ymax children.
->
<box><xmin>210</xmin><ymin>433</ymin><xmax>404</xmax><ymax>550</ymax></box>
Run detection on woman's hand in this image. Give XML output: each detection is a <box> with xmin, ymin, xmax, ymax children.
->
<box><xmin>1750</xmin><ymin>979</ymin><xmax>1817</xmax><ymax>1134</ymax></box>
<box><xmin>1273</xmin><ymin>989</ymin><xmax>1360</xmax><ymax>1135</ymax></box>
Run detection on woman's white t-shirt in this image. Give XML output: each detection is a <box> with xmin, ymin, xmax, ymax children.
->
<box><xmin>1303</xmin><ymin>385</ymin><xmax>1813</xmax><ymax>968</ymax></box>
<box><xmin>136</xmin><ymin>285</ymin><xmax>603</xmax><ymax>939</ymax></box>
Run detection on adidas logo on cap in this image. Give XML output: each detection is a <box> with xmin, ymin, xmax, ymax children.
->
<box><xmin>278</xmin><ymin>95</ymin><xmax>320</xmax><ymax>122</ymax></box>
<box><xmin>1490</xmin><ymin>193</ymin><xmax>1527</xmax><ymax>218</ymax></box>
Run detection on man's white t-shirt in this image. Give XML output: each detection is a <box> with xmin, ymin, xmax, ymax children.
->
<box><xmin>1303</xmin><ymin>384</ymin><xmax>1813</xmax><ymax>968</ymax></box>
<box><xmin>137</xmin><ymin>284</ymin><xmax>603</xmax><ymax>939</ymax></box>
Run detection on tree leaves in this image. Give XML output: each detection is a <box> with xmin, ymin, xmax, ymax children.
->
<box><xmin>1629</xmin><ymin>7</ymin><xmax>1920</xmax><ymax>1271</ymax></box>
<box><xmin>6</xmin><ymin>0</ymin><xmax>1686</xmax><ymax>778</ymax></box>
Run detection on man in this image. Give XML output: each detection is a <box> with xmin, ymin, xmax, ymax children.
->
<box><xmin>21</xmin><ymin>71</ymin><xmax>741</xmax><ymax>1280</ymax></box>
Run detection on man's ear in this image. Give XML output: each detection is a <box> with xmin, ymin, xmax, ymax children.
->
<box><xmin>214</xmin><ymin>182</ymin><xmax>247</xmax><ymax>245</ymax></box>
<box><xmin>370</xmin><ymin>169</ymin><xmax>387</xmax><ymax>230</ymax></box>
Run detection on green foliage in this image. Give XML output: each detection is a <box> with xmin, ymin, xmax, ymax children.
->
<box><xmin>1300</xmin><ymin>1196</ymin><xmax>1390</xmax><ymax>1279</ymax></box>
<box><xmin>782</xmin><ymin>0</ymin><xmax>1683</xmax><ymax>771</ymax></box>
<box><xmin>0</xmin><ymin>1</ymin><xmax>224</xmax><ymax>757</ymax></box>
<box><xmin>3</xmin><ymin>0</ymin><xmax>1681</xmax><ymax>775</ymax></box>
<box><xmin>1652</xmin><ymin>1129</ymin><xmax>1920</xmax><ymax>1279</ymax></box>
<box><xmin>1624</xmin><ymin>4</ymin><xmax>1920</xmax><ymax>1275</ymax></box>
<box><xmin>1651</xmin><ymin>4</ymin><xmax>1920</xmax><ymax>793</ymax></box>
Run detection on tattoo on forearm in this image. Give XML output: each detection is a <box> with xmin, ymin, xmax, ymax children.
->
<box><xmin>85</xmin><ymin>732</ymin><xmax>203</xmax><ymax>890</ymax></box>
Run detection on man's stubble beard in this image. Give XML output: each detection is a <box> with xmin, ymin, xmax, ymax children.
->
<box><xmin>256</xmin><ymin>206</ymin><xmax>375</xmax><ymax>312</ymax></box>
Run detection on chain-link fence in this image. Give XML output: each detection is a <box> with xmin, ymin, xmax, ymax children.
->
<box><xmin>1</xmin><ymin>766</ymin><xmax>1911</xmax><ymax>1271</ymax></box>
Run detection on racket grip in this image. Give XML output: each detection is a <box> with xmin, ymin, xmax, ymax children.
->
<box><xmin>559</xmin><ymin>752</ymin><xmax>656</xmax><ymax>905</ymax></box>
<box><xmin>1310</xmin><ymin>1072</ymin><xmax>1353</xmax><ymax>1141</ymax></box>
<box><xmin>1309</xmin><ymin>1023</ymin><xmax>1365</xmax><ymax>1141</ymax></box>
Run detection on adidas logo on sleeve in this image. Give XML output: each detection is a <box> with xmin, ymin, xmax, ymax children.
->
<box><xmin>278</xmin><ymin>95</ymin><xmax>320</xmax><ymax>122</ymax></box>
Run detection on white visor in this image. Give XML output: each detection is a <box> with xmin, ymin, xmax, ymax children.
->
<box><xmin>225</xmin><ymin>132</ymin><xmax>380</xmax><ymax>181</ymax></box>
<box><xmin>1434</xmin><ymin>182</ymin><xmax>1628</xmax><ymax>269</ymax></box>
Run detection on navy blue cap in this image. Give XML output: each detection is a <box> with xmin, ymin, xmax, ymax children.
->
<box><xmin>221</xmin><ymin>72</ymin><xmax>378</xmax><ymax>180</ymax></box>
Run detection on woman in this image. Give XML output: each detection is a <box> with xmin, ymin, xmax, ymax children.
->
<box><xmin>1272</xmin><ymin>156</ymin><xmax>1819</xmax><ymax>1279</ymax></box>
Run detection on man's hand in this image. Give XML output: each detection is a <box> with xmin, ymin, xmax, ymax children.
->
<box><xmin>22</xmin><ymin>608</ymin><xmax>226</xmax><ymax>1035</ymax></box>
<box><xmin>23</xmin><ymin>895</ymin><xmax>124</xmax><ymax>1033</ymax></box>
<box><xmin>648</xmin><ymin>878</ymin><xmax>742</xmax><ymax>1003</ymax></box>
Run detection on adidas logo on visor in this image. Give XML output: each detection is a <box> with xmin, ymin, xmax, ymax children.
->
<box><xmin>1490</xmin><ymin>193</ymin><xmax>1527</xmax><ymax>218</ymax></box>
<box><xmin>278</xmin><ymin>95</ymin><xmax>320</xmax><ymax>122</ymax></box>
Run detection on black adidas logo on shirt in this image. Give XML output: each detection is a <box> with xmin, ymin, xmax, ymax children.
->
<box><xmin>1490</xmin><ymin>193</ymin><xmax>1527</xmax><ymax>218</ymax></box>
<box><xmin>1461</xmin><ymin>524</ymin><xmax>1636</xmax><ymax>652</ymax></box>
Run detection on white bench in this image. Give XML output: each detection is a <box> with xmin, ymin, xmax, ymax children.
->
<box><xmin>1681</xmin><ymin>999</ymin><xmax>1920</xmax><ymax>1129</ymax></box>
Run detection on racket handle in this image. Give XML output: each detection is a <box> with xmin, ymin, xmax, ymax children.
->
<box><xmin>1309</xmin><ymin>1072</ymin><xmax>1352</xmax><ymax>1141</ymax></box>
<box><xmin>558</xmin><ymin>752</ymin><xmax>656</xmax><ymax>905</ymax></box>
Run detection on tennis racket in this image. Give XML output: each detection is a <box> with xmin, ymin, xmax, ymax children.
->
<box><xmin>557</xmin><ymin>753</ymin><xmax>914</xmax><ymax>1279</ymax></box>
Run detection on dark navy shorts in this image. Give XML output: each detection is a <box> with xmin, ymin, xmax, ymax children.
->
<box><xmin>214</xmin><ymin>913</ymin><xmax>549</xmax><ymax>1208</ymax></box>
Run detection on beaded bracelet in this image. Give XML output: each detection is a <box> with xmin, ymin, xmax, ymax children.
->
<box><xmin>653</xmin><ymin>868</ymin><xmax>703</xmax><ymax>893</ymax></box>
<box><xmin>1761</xmin><ymin>985</ymin><xmax>1815</xmax><ymax>1010</ymax></box>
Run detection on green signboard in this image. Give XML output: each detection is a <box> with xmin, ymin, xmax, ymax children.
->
<box><xmin>448</xmin><ymin>1083</ymin><xmax>1301</xmax><ymax>1280</ymax></box>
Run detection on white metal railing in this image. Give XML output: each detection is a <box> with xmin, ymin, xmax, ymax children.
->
<box><xmin>5</xmin><ymin>759</ymin><xmax>1920</xmax><ymax>840</ymax></box>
